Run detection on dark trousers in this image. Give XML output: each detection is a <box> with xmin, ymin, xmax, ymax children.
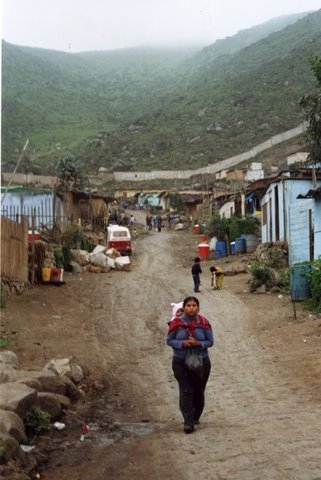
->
<box><xmin>192</xmin><ymin>274</ymin><xmax>200</xmax><ymax>291</ymax></box>
<box><xmin>172</xmin><ymin>356</ymin><xmax>211</xmax><ymax>427</ymax></box>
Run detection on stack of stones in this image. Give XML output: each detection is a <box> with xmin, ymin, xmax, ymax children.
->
<box><xmin>0</xmin><ymin>351</ymin><xmax>84</xmax><ymax>466</ymax></box>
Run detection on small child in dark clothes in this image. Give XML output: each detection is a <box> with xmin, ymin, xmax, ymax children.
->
<box><xmin>191</xmin><ymin>257</ymin><xmax>202</xmax><ymax>292</ymax></box>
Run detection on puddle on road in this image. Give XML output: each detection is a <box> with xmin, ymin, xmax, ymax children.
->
<box><xmin>47</xmin><ymin>422</ymin><xmax>167</xmax><ymax>450</ymax></box>
<box><xmin>90</xmin><ymin>421</ymin><xmax>167</xmax><ymax>446</ymax></box>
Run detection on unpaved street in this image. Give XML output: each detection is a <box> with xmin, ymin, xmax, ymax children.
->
<box><xmin>2</xmin><ymin>212</ymin><xmax>321</xmax><ymax>480</ymax></box>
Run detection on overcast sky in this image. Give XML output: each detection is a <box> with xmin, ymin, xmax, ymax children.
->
<box><xmin>2</xmin><ymin>0</ymin><xmax>321</xmax><ymax>53</ymax></box>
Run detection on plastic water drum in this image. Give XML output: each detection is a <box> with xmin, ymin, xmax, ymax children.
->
<box><xmin>240</xmin><ymin>234</ymin><xmax>257</xmax><ymax>253</ymax></box>
<box><xmin>42</xmin><ymin>268</ymin><xmax>51</xmax><ymax>283</ymax></box>
<box><xmin>51</xmin><ymin>268</ymin><xmax>64</xmax><ymax>282</ymax></box>
<box><xmin>209</xmin><ymin>236</ymin><xmax>217</xmax><ymax>251</ymax></box>
<box><xmin>198</xmin><ymin>243</ymin><xmax>209</xmax><ymax>259</ymax></box>
<box><xmin>215</xmin><ymin>241</ymin><xmax>227</xmax><ymax>259</ymax></box>
<box><xmin>290</xmin><ymin>265</ymin><xmax>312</xmax><ymax>301</ymax></box>
<box><xmin>193</xmin><ymin>225</ymin><xmax>199</xmax><ymax>234</ymax></box>
<box><xmin>235</xmin><ymin>237</ymin><xmax>246</xmax><ymax>254</ymax></box>
<box><xmin>230</xmin><ymin>242</ymin><xmax>236</xmax><ymax>255</ymax></box>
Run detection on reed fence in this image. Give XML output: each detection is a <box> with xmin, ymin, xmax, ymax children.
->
<box><xmin>1</xmin><ymin>215</ymin><xmax>29</xmax><ymax>282</ymax></box>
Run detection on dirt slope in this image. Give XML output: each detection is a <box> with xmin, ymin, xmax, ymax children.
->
<box><xmin>1</xmin><ymin>211</ymin><xmax>321</xmax><ymax>480</ymax></box>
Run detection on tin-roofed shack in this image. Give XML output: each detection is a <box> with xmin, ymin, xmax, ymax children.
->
<box><xmin>61</xmin><ymin>191</ymin><xmax>114</xmax><ymax>229</ymax></box>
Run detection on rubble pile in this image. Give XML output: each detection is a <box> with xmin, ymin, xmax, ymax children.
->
<box><xmin>0</xmin><ymin>351</ymin><xmax>85</xmax><ymax>471</ymax></box>
<box><xmin>70</xmin><ymin>245</ymin><xmax>131</xmax><ymax>273</ymax></box>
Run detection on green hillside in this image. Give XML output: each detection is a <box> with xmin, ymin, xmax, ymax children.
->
<box><xmin>1</xmin><ymin>43</ymin><xmax>197</xmax><ymax>170</ymax></box>
<box><xmin>81</xmin><ymin>10</ymin><xmax>321</xmax><ymax>171</ymax></box>
<box><xmin>1</xmin><ymin>9</ymin><xmax>320</xmax><ymax>174</ymax></box>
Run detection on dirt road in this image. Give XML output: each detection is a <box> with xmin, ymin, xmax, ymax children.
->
<box><xmin>2</xmin><ymin>211</ymin><xmax>321</xmax><ymax>480</ymax></box>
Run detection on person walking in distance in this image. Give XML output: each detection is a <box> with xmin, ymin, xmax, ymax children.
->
<box><xmin>156</xmin><ymin>214</ymin><xmax>162</xmax><ymax>232</ymax></box>
<box><xmin>167</xmin><ymin>296</ymin><xmax>214</xmax><ymax>433</ymax></box>
<box><xmin>191</xmin><ymin>257</ymin><xmax>202</xmax><ymax>292</ymax></box>
<box><xmin>146</xmin><ymin>214</ymin><xmax>152</xmax><ymax>231</ymax></box>
<box><xmin>129</xmin><ymin>214</ymin><xmax>135</xmax><ymax>227</ymax></box>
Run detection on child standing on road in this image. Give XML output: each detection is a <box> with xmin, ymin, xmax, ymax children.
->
<box><xmin>191</xmin><ymin>257</ymin><xmax>202</xmax><ymax>292</ymax></box>
<box><xmin>210</xmin><ymin>265</ymin><xmax>224</xmax><ymax>290</ymax></box>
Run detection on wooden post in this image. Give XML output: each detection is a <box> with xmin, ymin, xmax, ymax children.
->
<box><xmin>52</xmin><ymin>185</ymin><xmax>57</xmax><ymax>228</ymax></box>
<box><xmin>30</xmin><ymin>211</ymin><xmax>36</xmax><ymax>284</ymax></box>
<box><xmin>291</xmin><ymin>299</ymin><xmax>297</xmax><ymax>322</ymax></box>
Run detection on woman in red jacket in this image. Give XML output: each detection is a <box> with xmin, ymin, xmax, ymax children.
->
<box><xmin>167</xmin><ymin>296</ymin><xmax>214</xmax><ymax>433</ymax></box>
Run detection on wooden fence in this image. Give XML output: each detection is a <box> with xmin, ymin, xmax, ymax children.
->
<box><xmin>1</xmin><ymin>199</ymin><xmax>108</xmax><ymax>285</ymax></box>
<box><xmin>1</xmin><ymin>215</ymin><xmax>29</xmax><ymax>282</ymax></box>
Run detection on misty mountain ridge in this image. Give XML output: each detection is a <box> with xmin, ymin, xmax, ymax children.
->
<box><xmin>1</xmin><ymin>9</ymin><xmax>320</xmax><ymax>175</ymax></box>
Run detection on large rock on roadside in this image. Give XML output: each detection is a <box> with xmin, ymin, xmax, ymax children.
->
<box><xmin>88</xmin><ymin>251</ymin><xmax>108</xmax><ymax>268</ymax></box>
<box><xmin>0</xmin><ymin>351</ymin><xmax>86</xmax><ymax>473</ymax></box>
<box><xmin>16</xmin><ymin>378</ymin><xmax>43</xmax><ymax>392</ymax></box>
<box><xmin>37</xmin><ymin>392</ymin><xmax>71</xmax><ymax>420</ymax></box>
<box><xmin>44</xmin><ymin>358</ymin><xmax>83</xmax><ymax>384</ymax></box>
<box><xmin>0</xmin><ymin>410</ymin><xmax>27</xmax><ymax>443</ymax></box>
<box><xmin>0</xmin><ymin>384</ymin><xmax>37</xmax><ymax>418</ymax></box>
<box><xmin>14</xmin><ymin>368</ymin><xmax>62</xmax><ymax>390</ymax></box>
<box><xmin>61</xmin><ymin>375</ymin><xmax>83</xmax><ymax>401</ymax></box>
<box><xmin>0</xmin><ymin>366</ymin><xmax>20</xmax><ymax>384</ymax></box>
<box><xmin>115</xmin><ymin>256</ymin><xmax>130</xmax><ymax>271</ymax></box>
<box><xmin>0</xmin><ymin>430</ymin><xmax>21</xmax><ymax>465</ymax></box>
<box><xmin>0</xmin><ymin>352</ymin><xmax>20</xmax><ymax>384</ymax></box>
<box><xmin>70</xmin><ymin>249</ymin><xmax>90</xmax><ymax>266</ymax></box>
<box><xmin>0</xmin><ymin>351</ymin><xmax>19</xmax><ymax>370</ymax></box>
<box><xmin>37</xmin><ymin>373</ymin><xmax>66</xmax><ymax>395</ymax></box>
<box><xmin>69</xmin><ymin>260</ymin><xmax>83</xmax><ymax>274</ymax></box>
<box><xmin>106</xmin><ymin>247</ymin><xmax>120</xmax><ymax>258</ymax></box>
<box><xmin>92</xmin><ymin>245</ymin><xmax>107</xmax><ymax>254</ymax></box>
<box><xmin>223</xmin><ymin>263</ymin><xmax>249</xmax><ymax>276</ymax></box>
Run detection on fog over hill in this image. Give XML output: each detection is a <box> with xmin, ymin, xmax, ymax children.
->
<box><xmin>1</xmin><ymin>9</ymin><xmax>320</xmax><ymax>175</ymax></box>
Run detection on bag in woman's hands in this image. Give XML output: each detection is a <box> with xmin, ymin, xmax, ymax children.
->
<box><xmin>185</xmin><ymin>348</ymin><xmax>204</xmax><ymax>378</ymax></box>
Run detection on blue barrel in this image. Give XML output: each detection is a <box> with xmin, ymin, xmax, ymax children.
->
<box><xmin>290</xmin><ymin>265</ymin><xmax>312</xmax><ymax>301</ymax></box>
<box><xmin>235</xmin><ymin>237</ymin><xmax>246</xmax><ymax>254</ymax></box>
<box><xmin>215</xmin><ymin>241</ymin><xmax>227</xmax><ymax>259</ymax></box>
<box><xmin>230</xmin><ymin>242</ymin><xmax>236</xmax><ymax>255</ymax></box>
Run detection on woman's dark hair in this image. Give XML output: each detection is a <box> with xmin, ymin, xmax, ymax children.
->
<box><xmin>183</xmin><ymin>296</ymin><xmax>200</xmax><ymax>307</ymax></box>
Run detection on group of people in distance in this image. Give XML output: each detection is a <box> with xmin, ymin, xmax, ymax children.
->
<box><xmin>145</xmin><ymin>213</ymin><xmax>163</xmax><ymax>232</ymax></box>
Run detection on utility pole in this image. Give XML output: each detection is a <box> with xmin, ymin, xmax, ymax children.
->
<box><xmin>1</xmin><ymin>139</ymin><xmax>29</xmax><ymax>206</ymax></box>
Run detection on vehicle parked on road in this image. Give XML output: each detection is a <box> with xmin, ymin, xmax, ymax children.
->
<box><xmin>107</xmin><ymin>225</ymin><xmax>132</xmax><ymax>255</ymax></box>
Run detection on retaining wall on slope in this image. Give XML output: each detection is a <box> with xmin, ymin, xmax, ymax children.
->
<box><xmin>113</xmin><ymin>123</ymin><xmax>307</xmax><ymax>182</ymax></box>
